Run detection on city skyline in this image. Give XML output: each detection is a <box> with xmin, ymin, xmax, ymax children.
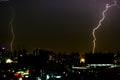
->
<box><xmin>0</xmin><ymin>0</ymin><xmax>120</xmax><ymax>53</ymax></box>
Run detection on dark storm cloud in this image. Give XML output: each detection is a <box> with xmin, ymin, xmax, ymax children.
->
<box><xmin>12</xmin><ymin>0</ymin><xmax>97</xmax><ymax>52</ymax></box>
<box><xmin>0</xmin><ymin>0</ymin><xmax>8</xmax><ymax>1</ymax></box>
<box><xmin>0</xmin><ymin>0</ymin><xmax>120</xmax><ymax>53</ymax></box>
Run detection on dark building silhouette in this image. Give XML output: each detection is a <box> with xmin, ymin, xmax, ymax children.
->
<box><xmin>85</xmin><ymin>53</ymin><xmax>114</xmax><ymax>64</ymax></box>
<box><xmin>18</xmin><ymin>49</ymin><xmax>28</xmax><ymax>64</ymax></box>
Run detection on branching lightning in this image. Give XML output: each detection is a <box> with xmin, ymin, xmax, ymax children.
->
<box><xmin>10</xmin><ymin>8</ymin><xmax>15</xmax><ymax>52</ymax></box>
<box><xmin>92</xmin><ymin>0</ymin><xmax>117</xmax><ymax>53</ymax></box>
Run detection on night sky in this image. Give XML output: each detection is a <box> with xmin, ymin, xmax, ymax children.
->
<box><xmin>0</xmin><ymin>0</ymin><xmax>120</xmax><ymax>53</ymax></box>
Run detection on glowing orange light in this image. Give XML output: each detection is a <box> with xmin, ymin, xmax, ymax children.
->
<box><xmin>80</xmin><ymin>58</ymin><xmax>85</xmax><ymax>63</ymax></box>
<box><xmin>18</xmin><ymin>77</ymin><xmax>23</xmax><ymax>80</ymax></box>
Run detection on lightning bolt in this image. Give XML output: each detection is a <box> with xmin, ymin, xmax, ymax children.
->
<box><xmin>10</xmin><ymin>8</ymin><xmax>15</xmax><ymax>52</ymax></box>
<box><xmin>92</xmin><ymin>0</ymin><xmax>117</xmax><ymax>53</ymax></box>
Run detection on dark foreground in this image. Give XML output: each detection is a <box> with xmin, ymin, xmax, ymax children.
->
<box><xmin>0</xmin><ymin>64</ymin><xmax>120</xmax><ymax>80</ymax></box>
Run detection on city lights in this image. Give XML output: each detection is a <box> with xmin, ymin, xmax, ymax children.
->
<box><xmin>6</xmin><ymin>59</ymin><xmax>13</xmax><ymax>63</ymax></box>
